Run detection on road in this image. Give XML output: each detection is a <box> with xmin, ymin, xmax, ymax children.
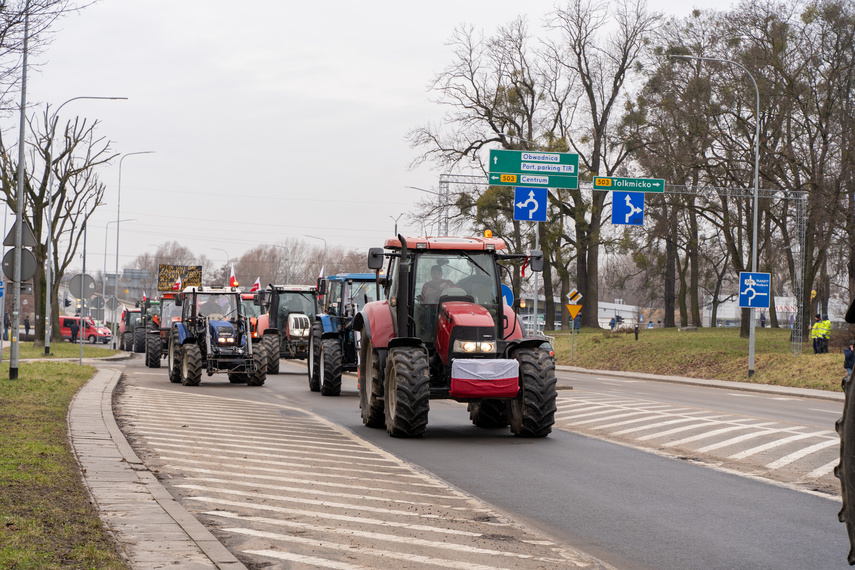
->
<box><xmin>112</xmin><ymin>356</ymin><xmax>851</xmax><ymax>569</ymax></box>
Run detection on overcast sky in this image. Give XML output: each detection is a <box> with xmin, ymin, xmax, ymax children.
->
<box><xmin>12</xmin><ymin>0</ymin><xmax>723</xmax><ymax>273</ymax></box>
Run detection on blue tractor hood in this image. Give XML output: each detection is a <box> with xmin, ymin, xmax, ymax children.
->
<box><xmin>209</xmin><ymin>320</ymin><xmax>244</xmax><ymax>347</ymax></box>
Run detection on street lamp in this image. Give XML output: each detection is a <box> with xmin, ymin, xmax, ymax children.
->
<box><xmin>43</xmin><ymin>96</ymin><xmax>127</xmax><ymax>355</ymax></box>
<box><xmin>306</xmin><ymin>235</ymin><xmax>327</xmax><ymax>276</ymax></box>
<box><xmin>390</xmin><ymin>213</ymin><xmax>404</xmax><ymax>235</ymax></box>
<box><xmin>103</xmin><ymin>219</ymin><xmax>133</xmax><ymax>325</ymax></box>
<box><xmin>406</xmin><ymin>186</ymin><xmax>448</xmax><ymax>235</ymax></box>
<box><xmin>211</xmin><ymin>248</ymin><xmax>230</xmax><ymax>284</ymax></box>
<box><xmin>670</xmin><ymin>53</ymin><xmax>760</xmax><ymax>376</ymax></box>
<box><xmin>112</xmin><ymin>151</ymin><xmax>154</xmax><ymax>348</ymax></box>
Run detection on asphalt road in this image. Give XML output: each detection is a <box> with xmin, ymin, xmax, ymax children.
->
<box><xmin>117</xmin><ymin>355</ymin><xmax>853</xmax><ymax>569</ymax></box>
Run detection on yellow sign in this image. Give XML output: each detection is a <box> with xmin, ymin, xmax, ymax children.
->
<box><xmin>566</xmin><ymin>304</ymin><xmax>582</xmax><ymax>319</ymax></box>
<box><xmin>500</xmin><ymin>174</ymin><xmax>517</xmax><ymax>183</ymax></box>
<box><xmin>811</xmin><ymin>289</ymin><xmax>816</xmax><ymax>300</ymax></box>
<box><xmin>567</xmin><ymin>289</ymin><xmax>582</xmax><ymax>303</ymax></box>
<box><xmin>594</xmin><ymin>177</ymin><xmax>612</xmax><ymax>187</ymax></box>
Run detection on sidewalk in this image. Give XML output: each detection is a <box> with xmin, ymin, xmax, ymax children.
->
<box><xmin>67</xmin><ymin>364</ymin><xmax>245</xmax><ymax>569</ymax></box>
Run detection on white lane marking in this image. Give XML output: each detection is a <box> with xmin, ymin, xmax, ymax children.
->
<box><xmin>125</xmin><ymin>406</ymin><xmax>348</xmax><ymax>436</ymax></box>
<box><xmin>556</xmin><ymin>407</ymin><xmax>635</xmax><ymax>421</ymax></box>
<box><xmin>764</xmin><ymin>438</ymin><xmax>839</xmax><ymax>469</ymax></box>
<box><xmin>188</xmin><ymin>497</ymin><xmax>487</xmax><ymax>535</ymax></box>
<box><xmin>729</xmin><ymin>431</ymin><xmax>830</xmax><ymax>460</ymax></box>
<box><xmin>805</xmin><ymin>459</ymin><xmax>840</xmax><ymax>479</ymax></box>
<box><xmin>771</xmin><ymin>397</ymin><xmax>798</xmax><ymax>401</ymax></box>
<box><xmin>244</xmin><ymin>549</ymin><xmax>364</xmax><ymax>570</ymax></box>
<box><xmin>810</xmin><ymin>408</ymin><xmax>842</xmax><ymax>415</ymax></box>
<box><xmin>174</xmin><ymin>474</ymin><xmax>465</xmax><ymax>509</ymax></box>
<box><xmin>636</xmin><ymin>421</ymin><xmax>724</xmax><ymax>441</ymax></box>
<box><xmin>596</xmin><ymin>377</ymin><xmax>640</xmax><ymax>382</ymax></box>
<box><xmin>177</xmin><ymin>484</ymin><xmax>439</xmax><ymax>517</ymax></box>
<box><xmin>696</xmin><ymin>429</ymin><xmax>781</xmax><ymax>452</ymax></box>
<box><xmin>570</xmin><ymin>411</ymin><xmax>653</xmax><ymax>426</ymax></box>
<box><xmin>611</xmin><ymin>415</ymin><xmax>727</xmax><ymax>436</ymax></box>
<box><xmin>662</xmin><ymin>422</ymin><xmax>778</xmax><ymax>448</ymax></box>
<box><xmin>593</xmin><ymin>415</ymin><xmax>667</xmax><ymax>430</ymax></box>
<box><xmin>160</xmin><ymin>458</ymin><xmax>449</xmax><ymax>493</ymax></box>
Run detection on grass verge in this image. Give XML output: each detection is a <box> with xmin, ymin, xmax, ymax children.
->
<box><xmin>2</xmin><ymin>341</ymin><xmax>120</xmax><ymax>360</ymax></box>
<box><xmin>550</xmin><ymin>326</ymin><xmax>847</xmax><ymax>392</ymax></box>
<box><xmin>0</xmin><ymin>361</ymin><xmax>128</xmax><ymax>569</ymax></box>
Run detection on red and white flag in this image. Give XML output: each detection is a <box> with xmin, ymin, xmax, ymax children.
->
<box><xmin>250</xmin><ymin>277</ymin><xmax>260</xmax><ymax>292</ymax></box>
<box><xmin>173</xmin><ymin>276</ymin><xmax>182</xmax><ymax>291</ymax></box>
<box><xmin>229</xmin><ymin>264</ymin><xmax>238</xmax><ymax>288</ymax></box>
<box><xmin>142</xmin><ymin>291</ymin><xmax>147</xmax><ymax>302</ymax></box>
<box><xmin>318</xmin><ymin>264</ymin><xmax>325</xmax><ymax>279</ymax></box>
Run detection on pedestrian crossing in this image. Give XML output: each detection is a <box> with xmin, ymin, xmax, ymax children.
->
<box><xmin>554</xmin><ymin>393</ymin><xmax>839</xmax><ymax>491</ymax></box>
<box><xmin>116</xmin><ymin>385</ymin><xmax>608</xmax><ymax>569</ymax></box>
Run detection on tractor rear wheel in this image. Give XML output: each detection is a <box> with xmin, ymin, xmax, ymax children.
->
<box><xmin>247</xmin><ymin>344</ymin><xmax>267</xmax><ymax>386</ymax></box>
<box><xmin>509</xmin><ymin>348</ymin><xmax>557</xmax><ymax>437</ymax></box>
<box><xmin>359</xmin><ymin>337</ymin><xmax>384</xmax><ymax>428</ymax></box>
<box><xmin>263</xmin><ymin>334</ymin><xmax>280</xmax><ymax>375</ymax></box>
<box><xmin>122</xmin><ymin>331</ymin><xmax>132</xmax><ymax>352</ymax></box>
<box><xmin>180</xmin><ymin>343</ymin><xmax>202</xmax><ymax>386</ymax></box>
<box><xmin>468</xmin><ymin>400</ymin><xmax>510</xmax><ymax>428</ymax></box>
<box><xmin>384</xmin><ymin>346</ymin><xmax>430</xmax><ymax>438</ymax></box>
<box><xmin>145</xmin><ymin>334</ymin><xmax>161</xmax><ymax>368</ymax></box>
<box><xmin>307</xmin><ymin>321</ymin><xmax>322</xmax><ymax>391</ymax></box>
<box><xmin>167</xmin><ymin>330</ymin><xmax>181</xmax><ymax>383</ymax></box>
<box><xmin>133</xmin><ymin>325</ymin><xmax>146</xmax><ymax>353</ymax></box>
<box><xmin>837</xmin><ymin>372</ymin><xmax>855</xmax><ymax>563</ymax></box>
<box><xmin>321</xmin><ymin>339</ymin><xmax>342</xmax><ymax>396</ymax></box>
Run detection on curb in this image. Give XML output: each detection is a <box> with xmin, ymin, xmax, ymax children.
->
<box><xmin>68</xmin><ymin>365</ymin><xmax>246</xmax><ymax>569</ymax></box>
<box><xmin>555</xmin><ymin>365</ymin><xmax>844</xmax><ymax>403</ymax></box>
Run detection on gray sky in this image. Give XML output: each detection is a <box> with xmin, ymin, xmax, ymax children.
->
<box><xmin>18</xmin><ymin>0</ymin><xmax>721</xmax><ymax>272</ymax></box>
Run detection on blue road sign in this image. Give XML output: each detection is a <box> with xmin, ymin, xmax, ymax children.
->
<box><xmin>612</xmin><ymin>191</ymin><xmax>644</xmax><ymax>225</ymax></box>
<box><xmin>738</xmin><ymin>272</ymin><xmax>771</xmax><ymax>309</ymax></box>
<box><xmin>0</xmin><ymin>281</ymin><xmax>4</xmax><ymax>298</ymax></box>
<box><xmin>513</xmin><ymin>187</ymin><xmax>548</xmax><ymax>222</ymax></box>
<box><xmin>501</xmin><ymin>284</ymin><xmax>514</xmax><ymax>307</ymax></box>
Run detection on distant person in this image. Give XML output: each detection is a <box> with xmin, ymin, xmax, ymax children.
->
<box><xmin>419</xmin><ymin>265</ymin><xmax>456</xmax><ymax>304</ymax></box>
<box><xmin>24</xmin><ymin>316</ymin><xmax>30</xmax><ymax>339</ymax></box>
<box><xmin>811</xmin><ymin>314</ymin><xmax>823</xmax><ymax>354</ymax></box>
<box><xmin>609</xmin><ymin>316</ymin><xmax>616</xmax><ymax>330</ymax></box>
<box><xmin>820</xmin><ymin>314</ymin><xmax>832</xmax><ymax>353</ymax></box>
<box><xmin>760</xmin><ymin>312</ymin><xmax>766</xmax><ymax>328</ymax></box>
<box><xmin>70</xmin><ymin>320</ymin><xmax>79</xmax><ymax>343</ymax></box>
<box><xmin>845</xmin><ymin>340</ymin><xmax>855</xmax><ymax>384</ymax></box>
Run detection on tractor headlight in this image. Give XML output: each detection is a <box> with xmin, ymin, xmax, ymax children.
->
<box><xmin>215</xmin><ymin>325</ymin><xmax>235</xmax><ymax>345</ymax></box>
<box><xmin>453</xmin><ymin>340</ymin><xmax>496</xmax><ymax>353</ymax></box>
<box><xmin>479</xmin><ymin>342</ymin><xmax>495</xmax><ymax>353</ymax></box>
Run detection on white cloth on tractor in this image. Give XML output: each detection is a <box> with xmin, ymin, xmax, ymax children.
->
<box><xmin>450</xmin><ymin>358</ymin><xmax>519</xmax><ymax>398</ymax></box>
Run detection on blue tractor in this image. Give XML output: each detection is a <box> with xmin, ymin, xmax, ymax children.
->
<box><xmin>308</xmin><ymin>273</ymin><xmax>385</xmax><ymax>395</ymax></box>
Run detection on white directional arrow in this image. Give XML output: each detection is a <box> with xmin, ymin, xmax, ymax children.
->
<box><xmin>516</xmin><ymin>189</ymin><xmax>539</xmax><ymax>219</ymax></box>
<box><xmin>624</xmin><ymin>194</ymin><xmax>642</xmax><ymax>223</ymax></box>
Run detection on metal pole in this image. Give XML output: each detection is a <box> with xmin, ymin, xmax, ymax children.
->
<box><xmin>112</xmin><ymin>151</ymin><xmax>154</xmax><ymax>348</ymax></box>
<box><xmin>10</xmin><ymin>5</ymin><xmax>29</xmax><ymax>379</ymax></box>
<box><xmin>533</xmin><ymin>224</ymin><xmax>540</xmax><ymax>334</ymax></box>
<box><xmin>43</xmin><ymin>96</ymin><xmax>126</xmax><ymax>356</ymax></box>
<box><xmin>79</xmin><ymin>223</ymin><xmax>85</xmax><ymax>364</ymax></box>
<box><xmin>669</xmin><ymin>54</ymin><xmax>760</xmax><ymax>377</ymax></box>
<box><xmin>306</xmin><ymin>235</ymin><xmax>327</xmax><ymax>275</ymax></box>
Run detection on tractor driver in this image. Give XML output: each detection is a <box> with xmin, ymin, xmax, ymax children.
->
<box><xmin>418</xmin><ymin>264</ymin><xmax>457</xmax><ymax>304</ymax></box>
<box><xmin>198</xmin><ymin>295</ymin><xmax>225</xmax><ymax>318</ymax></box>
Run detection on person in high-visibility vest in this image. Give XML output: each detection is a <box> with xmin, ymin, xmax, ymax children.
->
<box><xmin>811</xmin><ymin>313</ymin><xmax>825</xmax><ymax>354</ymax></box>
<box><xmin>819</xmin><ymin>314</ymin><xmax>832</xmax><ymax>353</ymax></box>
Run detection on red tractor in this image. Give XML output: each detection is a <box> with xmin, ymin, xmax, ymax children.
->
<box><xmin>355</xmin><ymin>234</ymin><xmax>556</xmax><ymax>438</ymax></box>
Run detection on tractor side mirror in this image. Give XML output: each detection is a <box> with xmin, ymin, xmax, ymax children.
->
<box><xmin>529</xmin><ymin>249</ymin><xmax>544</xmax><ymax>272</ymax></box>
<box><xmin>367</xmin><ymin>247</ymin><xmax>384</xmax><ymax>270</ymax></box>
<box><xmin>174</xmin><ymin>295</ymin><xmax>183</xmax><ymax>307</ymax></box>
<box><xmin>253</xmin><ymin>292</ymin><xmax>264</xmax><ymax>306</ymax></box>
<box><xmin>317</xmin><ymin>279</ymin><xmax>327</xmax><ymax>295</ymax></box>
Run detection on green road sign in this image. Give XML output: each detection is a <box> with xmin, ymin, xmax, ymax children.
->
<box><xmin>489</xmin><ymin>149</ymin><xmax>578</xmax><ymax>189</ymax></box>
<box><xmin>593</xmin><ymin>176</ymin><xmax>665</xmax><ymax>192</ymax></box>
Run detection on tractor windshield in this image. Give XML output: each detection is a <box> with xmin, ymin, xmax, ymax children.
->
<box><xmin>413</xmin><ymin>252</ymin><xmax>499</xmax><ymax>342</ymax></box>
<box><xmin>242</xmin><ymin>298</ymin><xmax>262</xmax><ymax>318</ymax></box>
<box><xmin>276</xmin><ymin>292</ymin><xmax>316</xmax><ymax>322</ymax></box>
<box><xmin>196</xmin><ymin>294</ymin><xmax>238</xmax><ymax>319</ymax></box>
<box><xmin>349</xmin><ymin>281</ymin><xmax>384</xmax><ymax>311</ymax></box>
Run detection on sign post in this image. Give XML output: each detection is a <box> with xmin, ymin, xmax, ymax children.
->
<box><xmin>566</xmin><ymin>290</ymin><xmax>583</xmax><ymax>360</ymax></box>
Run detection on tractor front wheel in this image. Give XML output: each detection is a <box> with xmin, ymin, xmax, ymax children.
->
<box><xmin>180</xmin><ymin>343</ymin><xmax>202</xmax><ymax>386</ymax></box>
<box><xmin>384</xmin><ymin>346</ymin><xmax>430</xmax><ymax>438</ymax></box>
<box><xmin>307</xmin><ymin>321</ymin><xmax>322</xmax><ymax>391</ymax></box>
<box><xmin>263</xmin><ymin>334</ymin><xmax>280</xmax><ymax>375</ymax></box>
<box><xmin>167</xmin><ymin>330</ymin><xmax>181</xmax><ymax>383</ymax></box>
<box><xmin>146</xmin><ymin>334</ymin><xmax>161</xmax><ymax>368</ymax></box>
<box><xmin>509</xmin><ymin>348</ymin><xmax>557</xmax><ymax>438</ymax></box>
<box><xmin>133</xmin><ymin>325</ymin><xmax>146</xmax><ymax>353</ymax></box>
<box><xmin>247</xmin><ymin>344</ymin><xmax>267</xmax><ymax>386</ymax></box>
<box><xmin>122</xmin><ymin>332</ymin><xmax>132</xmax><ymax>352</ymax></box>
<box><xmin>359</xmin><ymin>338</ymin><xmax>384</xmax><ymax>428</ymax></box>
<box><xmin>321</xmin><ymin>339</ymin><xmax>342</xmax><ymax>396</ymax></box>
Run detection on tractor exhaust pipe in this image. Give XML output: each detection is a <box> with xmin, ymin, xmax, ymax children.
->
<box><xmin>397</xmin><ymin>234</ymin><xmax>410</xmax><ymax>337</ymax></box>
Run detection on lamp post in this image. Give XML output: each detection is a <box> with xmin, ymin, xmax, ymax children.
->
<box><xmin>306</xmin><ymin>235</ymin><xmax>327</xmax><ymax>276</ymax></box>
<box><xmin>391</xmin><ymin>213</ymin><xmax>404</xmax><ymax>236</ymax></box>
<box><xmin>670</xmin><ymin>53</ymin><xmax>760</xmax><ymax>376</ymax></box>
<box><xmin>406</xmin><ymin>186</ymin><xmax>448</xmax><ymax>235</ymax></box>
<box><xmin>268</xmin><ymin>244</ymin><xmax>290</xmax><ymax>284</ymax></box>
<box><xmin>43</xmin><ymin>96</ymin><xmax>126</xmax><ymax>355</ymax></box>
<box><xmin>211</xmin><ymin>248</ymin><xmax>230</xmax><ymax>284</ymax></box>
<box><xmin>103</xmin><ymin>219</ymin><xmax>133</xmax><ymax>325</ymax></box>
<box><xmin>112</xmin><ymin>151</ymin><xmax>154</xmax><ymax>348</ymax></box>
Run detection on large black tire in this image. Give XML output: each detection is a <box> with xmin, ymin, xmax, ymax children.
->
<box><xmin>180</xmin><ymin>343</ymin><xmax>202</xmax><ymax>386</ymax></box>
<box><xmin>122</xmin><ymin>331</ymin><xmax>132</xmax><ymax>352</ymax></box>
<box><xmin>837</xmin><ymin>370</ymin><xmax>855</xmax><ymax>563</ymax></box>
<box><xmin>509</xmin><ymin>348</ymin><xmax>557</xmax><ymax>438</ymax></box>
<box><xmin>359</xmin><ymin>337</ymin><xmax>384</xmax><ymax>428</ymax></box>
<box><xmin>145</xmin><ymin>334</ymin><xmax>161</xmax><ymax>368</ymax></box>
<box><xmin>263</xmin><ymin>334</ymin><xmax>280</xmax><ymax>375</ymax></box>
<box><xmin>384</xmin><ymin>346</ymin><xmax>430</xmax><ymax>437</ymax></box>
<box><xmin>307</xmin><ymin>321</ymin><xmax>322</xmax><ymax>391</ymax></box>
<box><xmin>167</xmin><ymin>330</ymin><xmax>181</xmax><ymax>383</ymax></box>
<box><xmin>133</xmin><ymin>325</ymin><xmax>146</xmax><ymax>353</ymax></box>
<box><xmin>320</xmin><ymin>339</ymin><xmax>343</xmax><ymax>396</ymax></box>
<box><xmin>247</xmin><ymin>344</ymin><xmax>267</xmax><ymax>386</ymax></box>
<box><xmin>468</xmin><ymin>400</ymin><xmax>510</xmax><ymax>428</ymax></box>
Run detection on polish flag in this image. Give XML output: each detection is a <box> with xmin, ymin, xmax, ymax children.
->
<box><xmin>318</xmin><ymin>264</ymin><xmax>325</xmax><ymax>279</ymax></box>
<box><xmin>172</xmin><ymin>276</ymin><xmax>182</xmax><ymax>291</ymax></box>
<box><xmin>229</xmin><ymin>265</ymin><xmax>238</xmax><ymax>287</ymax></box>
<box><xmin>142</xmin><ymin>291</ymin><xmax>147</xmax><ymax>302</ymax></box>
<box><xmin>250</xmin><ymin>277</ymin><xmax>260</xmax><ymax>292</ymax></box>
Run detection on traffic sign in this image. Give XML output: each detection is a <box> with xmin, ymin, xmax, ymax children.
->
<box><xmin>106</xmin><ymin>298</ymin><xmax>120</xmax><ymax>310</ymax></box>
<box><xmin>513</xmin><ymin>187</ymin><xmax>548</xmax><ymax>222</ymax></box>
<box><xmin>90</xmin><ymin>296</ymin><xmax>105</xmax><ymax>309</ymax></box>
<box><xmin>0</xmin><ymin>281</ymin><xmax>4</xmax><ymax>298</ymax></box>
<box><xmin>739</xmin><ymin>272</ymin><xmax>771</xmax><ymax>309</ymax></box>
<box><xmin>501</xmin><ymin>284</ymin><xmax>514</xmax><ymax>307</ymax></box>
<box><xmin>567</xmin><ymin>289</ymin><xmax>582</xmax><ymax>304</ymax></box>
<box><xmin>612</xmin><ymin>192</ymin><xmax>645</xmax><ymax>225</ymax></box>
<box><xmin>3</xmin><ymin>220</ymin><xmax>38</xmax><ymax>247</ymax></box>
<box><xmin>566</xmin><ymin>304</ymin><xmax>582</xmax><ymax>319</ymax></box>
<box><xmin>69</xmin><ymin>274</ymin><xmax>96</xmax><ymax>299</ymax></box>
<box><xmin>489</xmin><ymin>149</ymin><xmax>578</xmax><ymax>189</ymax></box>
<box><xmin>593</xmin><ymin>176</ymin><xmax>665</xmax><ymax>192</ymax></box>
<box><xmin>2</xmin><ymin>248</ymin><xmax>36</xmax><ymax>281</ymax></box>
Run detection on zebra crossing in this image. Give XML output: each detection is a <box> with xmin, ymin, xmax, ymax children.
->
<box><xmin>115</xmin><ymin>385</ymin><xmax>608</xmax><ymax>569</ymax></box>
<box><xmin>554</xmin><ymin>392</ymin><xmax>839</xmax><ymax>492</ymax></box>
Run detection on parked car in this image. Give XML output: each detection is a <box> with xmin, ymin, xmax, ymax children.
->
<box><xmin>60</xmin><ymin>316</ymin><xmax>112</xmax><ymax>344</ymax></box>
